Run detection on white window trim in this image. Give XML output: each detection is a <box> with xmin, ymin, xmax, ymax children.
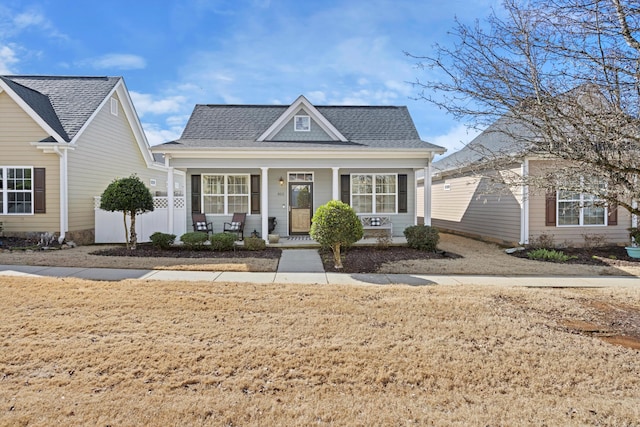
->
<box><xmin>0</xmin><ymin>166</ymin><xmax>35</xmax><ymax>215</ymax></box>
<box><xmin>294</xmin><ymin>115</ymin><xmax>310</xmax><ymax>132</ymax></box>
<box><xmin>287</xmin><ymin>171</ymin><xmax>314</xmax><ymax>182</ymax></box>
<box><xmin>201</xmin><ymin>174</ymin><xmax>251</xmax><ymax>216</ymax></box>
<box><xmin>556</xmin><ymin>184</ymin><xmax>608</xmax><ymax>227</ymax></box>
<box><xmin>350</xmin><ymin>173</ymin><xmax>398</xmax><ymax>215</ymax></box>
<box><xmin>110</xmin><ymin>98</ymin><xmax>119</xmax><ymax>116</ymax></box>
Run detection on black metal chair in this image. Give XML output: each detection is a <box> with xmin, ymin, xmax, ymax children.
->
<box><xmin>192</xmin><ymin>213</ymin><xmax>213</xmax><ymax>234</ymax></box>
<box><xmin>223</xmin><ymin>212</ymin><xmax>246</xmax><ymax>240</ymax></box>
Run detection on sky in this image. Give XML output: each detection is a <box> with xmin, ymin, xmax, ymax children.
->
<box><xmin>0</xmin><ymin>0</ymin><xmax>497</xmax><ymax>157</ymax></box>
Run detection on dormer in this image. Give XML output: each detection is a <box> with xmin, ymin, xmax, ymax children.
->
<box><xmin>257</xmin><ymin>95</ymin><xmax>348</xmax><ymax>142</ymax></box>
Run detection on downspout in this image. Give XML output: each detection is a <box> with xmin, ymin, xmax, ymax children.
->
<box><xmin>53</xmin><ymin>146</ymin><xmax>68</xmax><ymax>243</ymax></box>
<box><xmin>520</xmin><ymin>159</ymin><xmax>530</xmax><ymax>245</ymax></box>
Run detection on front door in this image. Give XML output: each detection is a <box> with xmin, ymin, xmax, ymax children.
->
<box><xmin>289</xmin><ymin>183</ymin><xmax>313</xmax><ymax>234</ymax></box>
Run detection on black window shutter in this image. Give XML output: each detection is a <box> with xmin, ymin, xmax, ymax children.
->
<box><xmin>341</xmin><ymin>175</ymin><xmax>350</xmax><ymax>204</ymax></box>
<box><xmin>608</xmin><ymin>203</ymin><xmax>618</xmax><ymax>226</ymax></box>
<box><xmin>191</xmin><ymin>175</ymin><xmax>201</xmax><ymax>213</ymax></box>
<box><xmin>398</xmin><ymin>174</ymin><xmax>407</xmax><ymax>213</ymax></box>
<box><xmin>251</xmin><ymin>174</ymin><xmax>261</xmax><ymax>214</ymax></box>
<box><xmin>545</xmin><ymin>192</ymin><xmax>556</xmax><ymax>226</ymax></box>
<box><xmin>34</xmin><ymin>168</ymin><xmax>46</xmax><ymax>214</ymax></box>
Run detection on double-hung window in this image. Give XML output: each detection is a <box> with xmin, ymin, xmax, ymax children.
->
<box><xmin>0</xmin><ymin>167</ymin><xmax>33</xmax><ymax>215</ymax></box>
<box><xmin>202</xmin><ymin>174</ymin><xmax>249</xmax><ymax>214</ymax></box>
<box><xmin>351</xmin><ymin>174</ymin><xmax>397</xmax><ymax>214</ymax></box>
<box><xmin>557</xmin><ymin>179</ymin><xmax>606</xmax><ymax>226</ymax></box>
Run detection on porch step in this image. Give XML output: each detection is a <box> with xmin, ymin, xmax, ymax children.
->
<box><xmin>277</xmin><ymin>249</ymin><xmax>325</xmax><ymax>273</ymax></box>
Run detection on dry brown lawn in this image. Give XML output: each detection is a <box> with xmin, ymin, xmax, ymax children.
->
<box><xmin>0</xmin><ymin>245</ymin><xmax>277</xmax><ymax>272</ymax></box>
<box><xmin>1</xmin><ymin>276</ymin><xmax>639</xmax><ymax>426</ymax></box>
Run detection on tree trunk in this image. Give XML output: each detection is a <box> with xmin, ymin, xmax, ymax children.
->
<box><xmin>122</xmin><ymin>211</ymin><xmax>130</xmax><ymax>250</ymax></box>
<box><xmin>129</xmin><ymin>212</ymin><xmax>137</xmax><ymax>250</ymax></box>
<box><xmin>332</xmin><ymin>243</ymin><xmax>343</xmax><ymax>269</ymax></box>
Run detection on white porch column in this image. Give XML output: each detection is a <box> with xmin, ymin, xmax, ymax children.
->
<box><xmin>167</xmin><ymin>167</ymin><xmax>175</xmax><ymax>234</ymax></box>
<box><xmin>261</xmin><ymin>167</ymin><xmax>269</xmax><ymax>242</ymax></box>
<box><xmin>332</xmin><ymin>167</ymin><xmax>340</xmax><ymax>200</ymax></box>
<box><xmin>423</xmin><ymin>164</ymin><xmax>432</xmax><ymax>226</ymax></box>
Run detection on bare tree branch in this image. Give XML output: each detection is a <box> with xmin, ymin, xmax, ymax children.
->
<box><xmin>408</xmin><ymin>0</ymin><xmax>640</xmax><ymax>217</ymax></box>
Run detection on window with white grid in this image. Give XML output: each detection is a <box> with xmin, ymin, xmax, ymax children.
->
<box><xmin>351</xmin><ymin>173</ymin><xmax>397</xmax><ymax>214</ymax></box>
<box><xmin>202</xmin><ymin>174</ymin><xmax>249</xmax><ymax>215</ymax></box>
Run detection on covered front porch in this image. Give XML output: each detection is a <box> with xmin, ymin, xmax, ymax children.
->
<box><xmin>162</xmin><ymin>162</ymin><xmax>435</xmax><ymax>243</ymax></box>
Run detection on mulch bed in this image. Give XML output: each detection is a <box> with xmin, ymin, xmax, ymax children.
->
<box><xmin>508</xmin><ymin>245</ymin><xmax>640</xmax><ymax>267</ymax></box>
<box><xmin>320</xmin><ymin>246</ymin><xmax>462</xmax><ymax>274</ymax></box>
<box><xmin>0</xmin><ymin>236</ymin><xmax>58</xmax><ymax>250</ymax></box>
<box><xmin>91</xmin><ymin>245</ymin><xmax>282</xmax><ymax>259</ymax></box>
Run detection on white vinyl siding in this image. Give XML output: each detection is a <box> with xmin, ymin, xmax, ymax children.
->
<box><xmin>430</xmin><ymin>168</ymin><xmax>523</xmax><ymax>245</ymax></box>
<box><xmin>67</xmin><ymin>91</ymin><xmax>168</xmax><ymax>234</ymax></box>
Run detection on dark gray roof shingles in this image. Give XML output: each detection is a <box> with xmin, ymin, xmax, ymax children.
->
<box><xmin>163</xmin><ymin>103</ymin><xmax>443</xmax><ymax>151</ymax></box>
<box><xmin>1</xmin><ymin>75</ymin><xmax>120</xmax><ymax>142</ymax></box>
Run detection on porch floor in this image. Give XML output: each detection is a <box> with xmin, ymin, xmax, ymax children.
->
<box><xmin>245</xmin><ymin>235</ymin><xmax>408</xmax><ymax>248</ymax></box>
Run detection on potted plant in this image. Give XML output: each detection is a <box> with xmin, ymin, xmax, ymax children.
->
<box><xmin>625</xmin><ymin>227</ymin><xmax>640</xmax><ymax>259</ymax></box>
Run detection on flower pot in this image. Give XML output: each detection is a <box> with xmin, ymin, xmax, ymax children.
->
<box><xmin>268</xmin><ymin>234</ymin><xmax>280</xmax><ymax>244</ymax></box>
<box><xmin>624</xmin><ymin>246</ymin><xmax>640</xmax><ymax>259</ymax></box>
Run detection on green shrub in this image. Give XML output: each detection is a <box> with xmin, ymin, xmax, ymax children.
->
<box><xmin>149</xmin><ymin>232</ymin><xmax>176</xmax><ymax>249</ymax></box>
<box><xmin>209</xmin><ymin>232</ymin><xmax>236</xmax><ymax>251</ymax></box>
<box><xmin>310</xmin><ymin>200</ymin><xmax>363</xmax><ymax>269</ymax></box>
<box><xmin>527</xmin><ymin>248</ymin><xmax>575</xmax><ymax>262</ymax></box>
<box><xmin>100</xmin><ymin>175</ymin><xmax>154</xmax><ymax>249</ymax></box>
<box><xmin>243</xmin><ymin>236</ymin><xmax>266</xmax><ymax>251</ymax></box>
<box><xmin>180</xmin><ymin>231</ymin><xmax>209</xmax><ymax>249</ymax></box>
<box><xmin>403</xmin><ymin>225</ymin><xmax>439</xmax><ymax>251</ymax></box>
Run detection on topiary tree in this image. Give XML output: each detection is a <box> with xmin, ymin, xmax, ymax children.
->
<box><xmin>310</xmin><ymin>200</ymin><xmax>363</xmax><ymax>269</ymax></box>
<box><xmin>100</xmin><ymin>175</ymin><xmax>154</xmax><ymax>249</ymax></box>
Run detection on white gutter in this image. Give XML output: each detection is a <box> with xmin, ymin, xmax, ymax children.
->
<box><xmin>32</xmin><ymin>143</ymin><xmax>73</xmax><ymax>243</ymax></box>
<box><xmin>53</xmin><ymin>146</ymin><xmax>69</xmax><ymax>243</ymax></box>
<box><xmin>520</xmin><ymin>158</ymin><xmax>530</xmax><ymax>245</ymax></box>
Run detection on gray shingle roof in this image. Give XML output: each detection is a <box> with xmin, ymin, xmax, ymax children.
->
<box><xmin>161</xmin><ymin>103</ymin><xmax>444</xmax><ymax>151</ymax></box>
<box><xmin>433</xmin><ymin>115</ymin><xmax>533</xmax><ymax>173</ymax></box>
<box><xmin>1</xmin><ymin>75</ymin><xmax>120</xmax><ymax>142</ymax></box>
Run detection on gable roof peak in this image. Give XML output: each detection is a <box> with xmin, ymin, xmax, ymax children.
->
<box><xmin>0</xmin><ymin>75</ymin><xmax>121</xmax><ymax>142</ymax></box>
<box><xmin>257</xmin><ymin>95</ymin><xmax>348</xmax><ymax>142</ymax></box>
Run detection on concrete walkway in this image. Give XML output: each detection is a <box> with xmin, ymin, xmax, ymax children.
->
<box><xmin>0</xmin><ymin>263</ymin><xmax>638</xmax><ymax>287</ymax></box>
<box><xmin>277</xmin><ymin>249</ymin><xmax>325</xmax><ymax>272</ymax></box>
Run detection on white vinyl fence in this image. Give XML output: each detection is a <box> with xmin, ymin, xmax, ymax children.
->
<box><xmin>94</xmin><ymin>196</ymin><xmax>187</xmax><ymax>243</ymax></box>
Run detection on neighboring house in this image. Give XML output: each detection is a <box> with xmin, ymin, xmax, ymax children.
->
<box><xmin>419</xmin><ymin>117</ymin><xmax>634</xmax><ymax>247</ymax></box>
<box><xmin>0</xmin><ymin>75</ymin><xmax>176</xmax><ymax>244</ymax></box>
<box><xmin>151</xmin><ymin>95</ymin><xmax>445</xmax><ymax>240</ymax></box>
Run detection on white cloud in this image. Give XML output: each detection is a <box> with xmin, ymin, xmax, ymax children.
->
<box><xmin>130</xmin><ymin>92</ymin><xmax>187</xmax><ymax>117</ymax></box>
<box><xmin>426</xmin><ymin>124</ymin><xmax>482</xmax><ymax>160</ymax></box>
<box><xmin>84</xmin><ymin>53</ymin><xmax>146</xmax><ymax>70</ymax></box>
<box><xmin>142</xmin><ymin>122</ymin><xmax>183</xmax><ymax>146</ymax></box>
<box><xmin>0</xmin><ymin>44</ymin><xmax>18</xmax><ymax>73</ymax></box>
<box><xmin>13</xmin><ymin>10</ymin><xmax>46</xmax><ymax>29</ymax></box>
<box><xmin>307</xmin><ymin>91</ymin><xmax>326</xmax><ymax>103</ymax></box>
<box><xmin>6</xmin><ymin>7</ymin><xmax>69</xmax><ymax>42</ymax></box>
